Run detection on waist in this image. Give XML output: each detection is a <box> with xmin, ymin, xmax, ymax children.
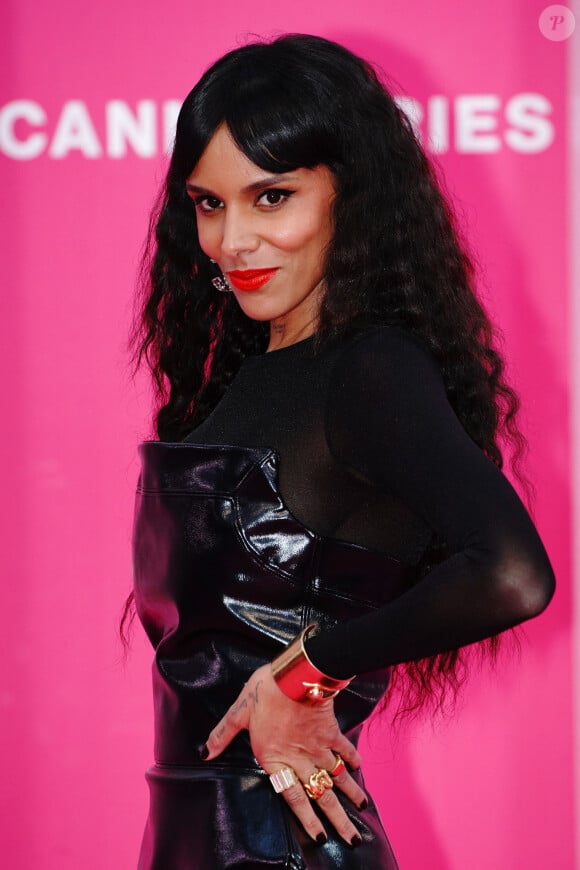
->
<box><xmin>147</xmin><ymin>759</ymin><xmax>267</xmax><ymax>780</ymax></box>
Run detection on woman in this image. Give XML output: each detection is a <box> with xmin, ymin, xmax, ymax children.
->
<box><xmin>122</xmin><ymin>34</ymin><xmax>555</xmax><ymax>868</ymax></box>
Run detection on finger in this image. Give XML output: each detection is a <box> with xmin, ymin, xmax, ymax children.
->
<box><xmin>295</xmin><ymin>763</ymin><xmax>361</xmax><ymax>846</ymax></box>
<box><xmin>331</xmin><ymin>732</ymin><xmax>362</xmax><ymax>770</ymax></box>
<box><xmin>203</xmin><ymin>694</ymin><xmax>250</xmax><ymax>761</ymax></box>
<box><xmin>319</xmin><ymin>751</ymin><xmax>367</xmax><ymax>810</ymax></box>
<box><xmin>271</xmin><ymin>779</ymin><xmax>328</xmax><ymax>844</ymax></box>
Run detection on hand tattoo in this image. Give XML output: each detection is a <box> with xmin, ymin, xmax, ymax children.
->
<box><xmin>216</xmin><ymin>678</ymin><xmax>264</xmax><ymax>737</ymax></box>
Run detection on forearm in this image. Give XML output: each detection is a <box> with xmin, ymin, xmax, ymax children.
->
<box><xmin>304</xmin><ymin>544</ymin><xmax>555</xmax><ymax>679</ymax></box>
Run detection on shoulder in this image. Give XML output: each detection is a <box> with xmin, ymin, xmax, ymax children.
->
<box><xmin>328</xmin><ymin>325</ymin><xmax>445</xmax><ymax>393</ymax></box>
<box><xmin>323</xmin><ymin>324</ymin><xmax>464</xmax><ymax>485</ymax></box>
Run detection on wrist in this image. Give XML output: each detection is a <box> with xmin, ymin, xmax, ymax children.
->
<box><xmin>271</xmin><ymin>624</ymin><xmax>355</xmax><ymax>703</ymax></box>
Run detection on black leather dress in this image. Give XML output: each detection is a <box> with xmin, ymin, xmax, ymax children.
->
<box><xmin>132</xmin><ymin>440</ymin><xmax>418</xmax><ymax>869</ymax></box>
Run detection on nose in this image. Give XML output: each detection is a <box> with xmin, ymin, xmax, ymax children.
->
<box><xmin>220</xmin><ymin>205</ymin><xmax>259</xmax><ymax>259</ymax></box>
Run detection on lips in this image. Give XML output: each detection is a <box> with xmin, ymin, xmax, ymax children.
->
<box><xmin>226</xmin><ymin>268</ymin><xmax>279</xmax><ymax>291</ymax></box>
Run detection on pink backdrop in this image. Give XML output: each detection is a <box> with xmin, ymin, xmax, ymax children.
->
<box><xmin>1</xmin><ymin>1</ymin><xmax>576</xmax><ymax>867</ymax></box>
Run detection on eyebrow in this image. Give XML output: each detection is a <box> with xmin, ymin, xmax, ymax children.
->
<box><xmin>185</xmin><ymin>174</ymin><xmax>300</xmax><ymax>196</ymax></box>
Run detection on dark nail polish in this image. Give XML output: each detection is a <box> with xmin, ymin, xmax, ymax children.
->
<box><xmin>358</xmin><ymin>798</ymin><xmax>368</xmax><ymax>810</ymax></box>
<box><xmin>316</xmin><ymin>833</ymin><xmax>327</xmax><ymax>845</ymax></box>
<box><xmin>351</xmin><ymin>834</ymin><xmax>363</xmax><ymax>848</ymax></box>
<box><xmin>200</xmin><ymin>744</ymin><xmax>209</xmax><ymax>760</ymax></box>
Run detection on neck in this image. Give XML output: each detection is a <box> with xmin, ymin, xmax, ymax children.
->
<box><xmin>266</xmin><ymin>282</ymin><xmax>323</xmax><ymax>352</ymax></box>
<box><xmin>266</xmin><ymin>318</ymin><xmax>317</xmax><ymax>352</ymax></box>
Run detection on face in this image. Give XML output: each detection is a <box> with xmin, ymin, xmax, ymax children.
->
<box><xmin>185</xmin><ymin>124</ymin><xmax>336</xmax><ymax>344</ymax></box>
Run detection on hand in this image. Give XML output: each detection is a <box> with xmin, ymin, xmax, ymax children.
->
<box><xmin>203</xmin><ymin>663</ymin><xmax>367</xmax><ymax>845</ymax></box>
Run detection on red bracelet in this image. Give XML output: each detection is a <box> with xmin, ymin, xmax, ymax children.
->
<box><xmin>271</xmin><ymin>624</ymin><xmax>355</xmax><ymax>702</ymax></box>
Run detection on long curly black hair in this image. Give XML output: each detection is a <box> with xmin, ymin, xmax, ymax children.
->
<box><xmin>120</xmin><ymin>34</ymin><xmax>529</xmax><ymax>718</ymax></box>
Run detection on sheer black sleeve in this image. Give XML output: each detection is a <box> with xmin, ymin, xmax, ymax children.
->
<box><xmin>304</xmin><ymin>327</ymin><xmax>555</xmax><ymax>679</ymax></box>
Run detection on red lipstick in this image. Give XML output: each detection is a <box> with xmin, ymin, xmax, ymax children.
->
<box><xmin>226</xmin><ymin>268</ymin><xmax>279</xmax><ymax>291</ymax></box>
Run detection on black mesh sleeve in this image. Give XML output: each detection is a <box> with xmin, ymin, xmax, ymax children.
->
<box><xmin>304</xmin><ymin>328</ymin><xmax>555</xmax><ymax>678</ymax></box>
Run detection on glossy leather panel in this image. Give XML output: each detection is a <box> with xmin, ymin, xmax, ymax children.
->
<box><xmin>133</xmin><ymin>442</ymin><xmax>411</xmax><ymax>868</ymax></box>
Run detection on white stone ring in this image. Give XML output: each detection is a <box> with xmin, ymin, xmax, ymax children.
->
<box><xmin>269</xmin><ymin>767</ymin><xmax>301</xmax><ymax>793</ymax></box>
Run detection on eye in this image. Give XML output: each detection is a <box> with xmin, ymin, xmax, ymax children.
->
<box><xmin>256</xmin><ymin>189</ymin><xmax>295</xmax><ymax>208</ymax></box>
<box><xmin>192</xmin><ymin>195</ymin><xmax>223</xmax><ymax>214</ymax></box>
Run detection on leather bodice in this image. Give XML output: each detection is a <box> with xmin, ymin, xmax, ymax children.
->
<box><xmin>132</xmin><ymin>441</ymin><xmax>418</xmax><ymax>767</ymax></box>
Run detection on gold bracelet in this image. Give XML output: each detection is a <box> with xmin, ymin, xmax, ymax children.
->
<box><xmin>271</xmin><ymin>624</ymin><xmax>355</xmax><ymax>702</ymax></box>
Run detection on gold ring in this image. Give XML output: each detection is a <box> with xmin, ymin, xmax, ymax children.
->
<box><xmin>328</xmin><ymin>752</ymin><xmax>347</xmax><ymax>778</ymax></box>
<box><xmin>303</xmin><ymin>768</ymin><xmax>334</xmax><ymax>800</ymax></box>
<box><xmin>269</xmin><ymin>767</ymin><xmax>300</xmax><ymax>793</ymax></box>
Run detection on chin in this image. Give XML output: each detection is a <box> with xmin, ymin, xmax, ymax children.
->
<box><xmin>233</xmin><ymin>297</ymin><xmax>284</xmax><ymax>323</ymax></box>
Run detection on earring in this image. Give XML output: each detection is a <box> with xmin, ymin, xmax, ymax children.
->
<box><xmin>209</xmin><ymin>259</ymin><xmax>232</xmax><ymax>293</ymax></box>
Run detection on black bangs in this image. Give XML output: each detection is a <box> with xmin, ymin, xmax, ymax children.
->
<box><xmin>225</xmin><ymin>97</ymin><xmax>337</xmax><ymax>175</ymax></box>
<box><xmin>222</xmin><ymin>61</ymin><xmax>342</xmax><ymax>173</ymax></box>
<box><xmin>172</xmin><ymin>36</ymin><xmax>349</xmax><ymax>180</ymax></box>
